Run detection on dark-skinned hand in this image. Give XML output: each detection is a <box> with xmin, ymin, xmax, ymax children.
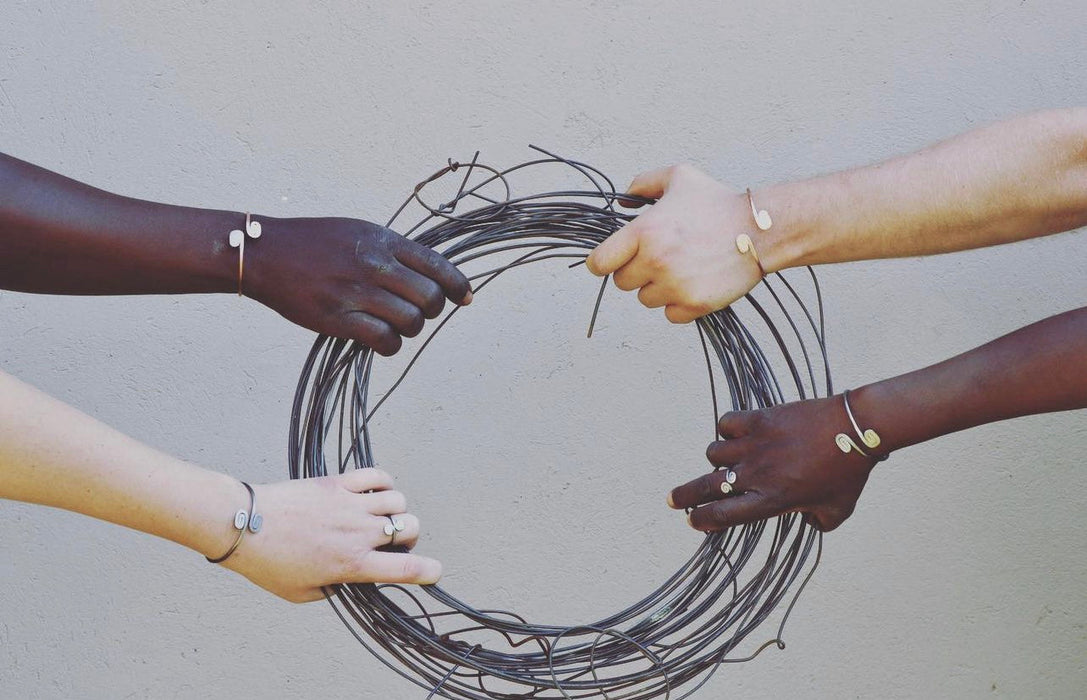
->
<box><xmin>668</xmin><ymin>396</ymin><xmax>879</xmax><ymax>532</ymax></box>
<box><xmin>247</xmin><ymin>217</ymin><xmax>471</xmax><ymax>356</ymax></box>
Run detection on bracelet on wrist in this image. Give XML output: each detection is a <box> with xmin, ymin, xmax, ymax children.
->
<box><xmin>227</xmin><ymin>213</ymin><xmax>262</xmax><ymax>297</ymax></box>
<box><xmin>833</xmin><ymin>390</ymin><xmax>889</xmax><ymax>462</ymax></box>
<box><xmin>206</xmin><ymin>480</ymin><xmax>263</xmax><ymax>564</ymax></box>
<box><xmin>736</xmin><ymin>188</ymin><xmax>771</xmax><ymax>279</ymax></box>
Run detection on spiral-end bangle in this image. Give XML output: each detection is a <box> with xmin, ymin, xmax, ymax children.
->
<box><xmin>206</xmin><ymin>481</ymin><xmax>258</xmax><ymax>564</ymax></box>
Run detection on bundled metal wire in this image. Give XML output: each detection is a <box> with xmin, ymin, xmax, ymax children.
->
<box><xmin>288</xmin><ymin>148</ymin><xmax>832</xmax><ymax>699</ymax></box>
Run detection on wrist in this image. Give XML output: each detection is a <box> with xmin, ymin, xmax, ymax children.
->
<box><xmin>236</xmin><ymin>213</ymin><xmax>292</xmax><ymax>302</ymax></box>
<box><xmin>127</xmin><ymin>202</ymin><xmax>244</xmax><ymax>294</ymax></box>
<box><xmin>152</xmin><ymin>464</ymin><xmax>250</xmax><ymax>560</ymax></box>
<box><xmin>747</xmin><ymin>180</ymin><xmax>819</xmax><ymax>274</ymax></box>
<box><xmin>848</xmin><ymin>379</ymin><xmax>929</xmax><ymax>457</ymax></box>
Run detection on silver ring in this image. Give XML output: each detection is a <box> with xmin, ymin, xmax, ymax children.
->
<box><xmin>383</xmin><ymin>516</ymin><xmax>406</xmax><ymax>544</ymax></box>
<box><xmin>720</xmin><ymin>469</ymin><xmax>738</xmax><ymax>495</ymax></box>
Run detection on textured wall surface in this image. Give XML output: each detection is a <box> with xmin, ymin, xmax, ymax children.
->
<box><xmin>2</xmin><ymin>2</ymin><xmax>1085</xmax><ymax>698</ymax></box>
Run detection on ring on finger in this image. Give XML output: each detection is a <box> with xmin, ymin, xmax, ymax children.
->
<box><xmin>383</xmin><ymin>515</ymin><xmax>406</xmax><ymax>544</ymax></box>
<box><xmin>719</xmin><ymin>468</ymin><xmax>738</xmax><ymax>495</ymax></box>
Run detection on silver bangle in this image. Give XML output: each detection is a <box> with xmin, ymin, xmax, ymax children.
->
<box><xmin>206</xmin><ymin>481</ymin><xmax>262</xmax><ymax>564</ymax></box>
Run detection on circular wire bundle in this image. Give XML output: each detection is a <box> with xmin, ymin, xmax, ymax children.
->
<box><xmin>288</xmin><ymin>148</ymin><xmax>834</xmax><ymax>699</ymax></box>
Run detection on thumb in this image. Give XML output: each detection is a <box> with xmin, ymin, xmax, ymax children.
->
<box><xmin>626</xmin><ymin>166</ymin><xmax>678</xmax><ymax>199</ymax></box>
<box><xmin>586</xmin><ymin>223</ymin><xmax>640</xmax><ymax>276</ymax></box>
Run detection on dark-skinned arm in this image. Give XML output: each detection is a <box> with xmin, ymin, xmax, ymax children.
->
<box><xmin>668</xmin><ymin>306</ymin><xmax>1087</xmax><ymax>531</ymax></box>
<box><xmin>0</xmin><ymin>152</ymin><xmax>470</xmax><ymax>355</ymax></box>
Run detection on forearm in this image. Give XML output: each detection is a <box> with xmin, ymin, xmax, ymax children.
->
<box><xmin>0</xmin><ymin>152</ymin><xmax>240</xmax><ymax>295</ymax></box>
<box><xmin>852</xmin><ymin>306</ymin><xmax>1087</xmax><ymax>453</ymax></box>
<box><xmin>0</xmin><ymin>370</ymin><xmax>239</xmax><ymax>558</ymax></box>
<box><xmin>759</xmin><ymin>108</ymin><xmax>1087</xmax><ymax>271</ymax></box>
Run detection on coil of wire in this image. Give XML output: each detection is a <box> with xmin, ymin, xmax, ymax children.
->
<box><xmin>288</xmin><ymin>148</ymin><xmax>831</xmax><ymax>700</ymax></box>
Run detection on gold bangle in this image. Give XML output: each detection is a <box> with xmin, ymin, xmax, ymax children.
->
<box><xmin>834</xmin><ymin>390</ymin><xmax>887</xmax><ymax>462</ymax></box>
<box><xmin>737</xmin><ymin>188</ymin><xmax>772</xmax><ymax>278</ymax></box>
<box><xmin>228</xmin><ymin>213</ymin><xmax>262</xmax><ymax>296</ymax></box>
<box><xmin>745</xmin><ymin>188</ymin><xmax>773</xmax><ymax>231</ymax></box>
<box><xmin>735</xmin><ymin>233</ymin><xmax>766</xmax><ymax>278</ymax></box>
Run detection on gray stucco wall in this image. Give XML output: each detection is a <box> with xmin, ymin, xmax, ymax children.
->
<box><xmin>1</xmin><ymin>2</ymin><xmax>1085</xmax><ymax>698</ymax></box>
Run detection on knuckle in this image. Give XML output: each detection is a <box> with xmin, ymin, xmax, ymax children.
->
<box><xmin>622</xmin><ymin>221</ymin><xmax>644</xmax><ymax>240</ymax></box>
<box><xmin>691</xmin><ymin>506</ymin><xmax>721</xmax><ymax>531</ymax></box>
<box><xmin>336</xmin><ymin>549</ymin><xmax>361</xmax><ymax>578</ymax></box>
<box><xmin>399</xmin><ymin>557</ymin><xmax>422</xmax><ymax>580</ymax></box>
<box><xmin>403</xmin><ymin>310</ymin><xmax>425</xmax><ymax>337</ymax></box>
<box><xmin>283</xmin><ymin>589</ymin><xmax>309</xmax><ymax>604</ymax></box>
<box><xmin>763</xmin><ymin>489</ymin><xmax>790</xmax><ymax>512</ymax></box>
<box><xmin>613</xmin><ymin>273</ymin><xmax>637</xmax><ymax>292</ymax></box>
<box><xmin>376</xmin><ymin>333</ymin><xmax>403</xmax><ymax>356</ymax></box>
<box><xmin>423</xmin><ymin>290</ymin><xmax>446</xmax><ymax>317</ymax></box>
<box><xmin>676</xmin><ymin>289</ymin><xmax>705</xmax><ymax>311</ymax></box>
<box><xmin>692</xmin><ymin>299</ymin><xmax>715</xmax><ymax>316</ymax></box>
<box><xmin>646</xmin><ymin>252</ymin><xmax>669</xmax><ymax>274</ymax></box>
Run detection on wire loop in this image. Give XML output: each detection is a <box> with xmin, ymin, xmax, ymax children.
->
<box><xmin>288</xmin><ymin>149</ymin><xmax>834</xmax><ymax>699</ymax></box>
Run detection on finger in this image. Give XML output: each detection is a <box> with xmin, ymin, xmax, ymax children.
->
<box><xmin>291</xmin><ymin>588</ymin><xmax>328</xmax><ymax>604</ymax></box>
<box><xmin>717</xmin><ymin>411</ymin><xmax>756</xmax><ymax>439</ymax></box>
<box><xmin>355</xmin><ymin>287</ymin><xmax>426</xmax><ymax>338</ymax></box>
<box><xmin>391</xmin><ymin>515</ymin><xmax>421</xmax><ymax>549</ymax></box>
<box><xmin>370</xmin><ymin>512</ymin><xmax>420</xmax><ymax>549</ymax></box>
<box><xmin>664</xmin><ymin>304</ymin><xmax>704</xmax><ymax>324</ymax></box>
<box><xmin>380</xmin><ymin>263</ymin><xmax>449</xmax><ymax>319</ymax></box>
<box><xmin>342</xmin><ymin>311</ymin><xmax>402</xmax><ymax>356</ymax></box>
<box><xmin>615</xmin><ymin>193</ymin><xmax>650</xmax><ymax>209</ymax></box>
<box><xmin>687</xmin><ymin>492</ymin><xmax>776</xmax><ymax>531</ymax></box>
<box><xmin>394</xmin><ymin>240</ymin><xmax>472</xmax><ymax>305</ymax></box>
<box><xmin>705</xmin><ymin>438</ymin><xmax>746</xmax><ymax>467</ymax></box>
<box><xmin>339</xmin><ymin>468</ymin><xmax>394</xmax><ymax>493</ymax></box>
<box><xmin>636</xmin><ymin>282</ymin><xmax>669</xmax><ymax>309</ymax></box>
<box><xmin>626</xmin><ymin>166</ymin><xmax>676</xmax><ymax>199</ymax></box>
<box><xmin>350</xmin><ymin>551</ymin><xmax>442</xmax><ymax>585</ymax></box>
<box><xmin>806</xmin><ymin>505</ymin><xmax>853</xmax><ymax>532</ymax></box>
<box><xmin>668</xmin><ymin>468</ymin><xmax>743</xmax><ymax>510</ymax></box>
<box><xmin>612</xmin><ymin>259</ymin><xmax>654</xmax><ymax>292</ymax></box>
<box><xmin>360</xmin><ymin>489</ymin><xmax>408</xmax><ymax>516</ymax></box>
<box><xmin>585</xmin><ymin>223</ymin><xmax>639</xmax><ymax>276</ymax></box>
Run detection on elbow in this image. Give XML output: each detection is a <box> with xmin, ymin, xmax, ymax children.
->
<box><xmin>1054</xmin><ymin>108</ymin><xmax>1087</xmax><ymax>222</ymax></box>
<box><xmin>1062</xmin><ymin>107</ymin><xmax>1087</xmax><ymax>169</ymax></box>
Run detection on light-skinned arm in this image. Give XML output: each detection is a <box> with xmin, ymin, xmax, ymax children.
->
<box><xmin>586</xmin><ymin>107</ymin><xmax>1087</xmax><ymax>323</ymax></box>
<box><xmin>0</xmin><ymin>368</ymin><xmax>441</xmax><ymax>602</ymax></box>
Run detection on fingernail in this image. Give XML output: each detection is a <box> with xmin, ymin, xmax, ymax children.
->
<box><xmin>666</xmin><ymin>492</ymin><xmax>675</xmax><ymax>508</ymax></box>
<box><xmin>463</xmin><ymin>290</ymin><xmax>473</xmax><ymax>305</ymax></box>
